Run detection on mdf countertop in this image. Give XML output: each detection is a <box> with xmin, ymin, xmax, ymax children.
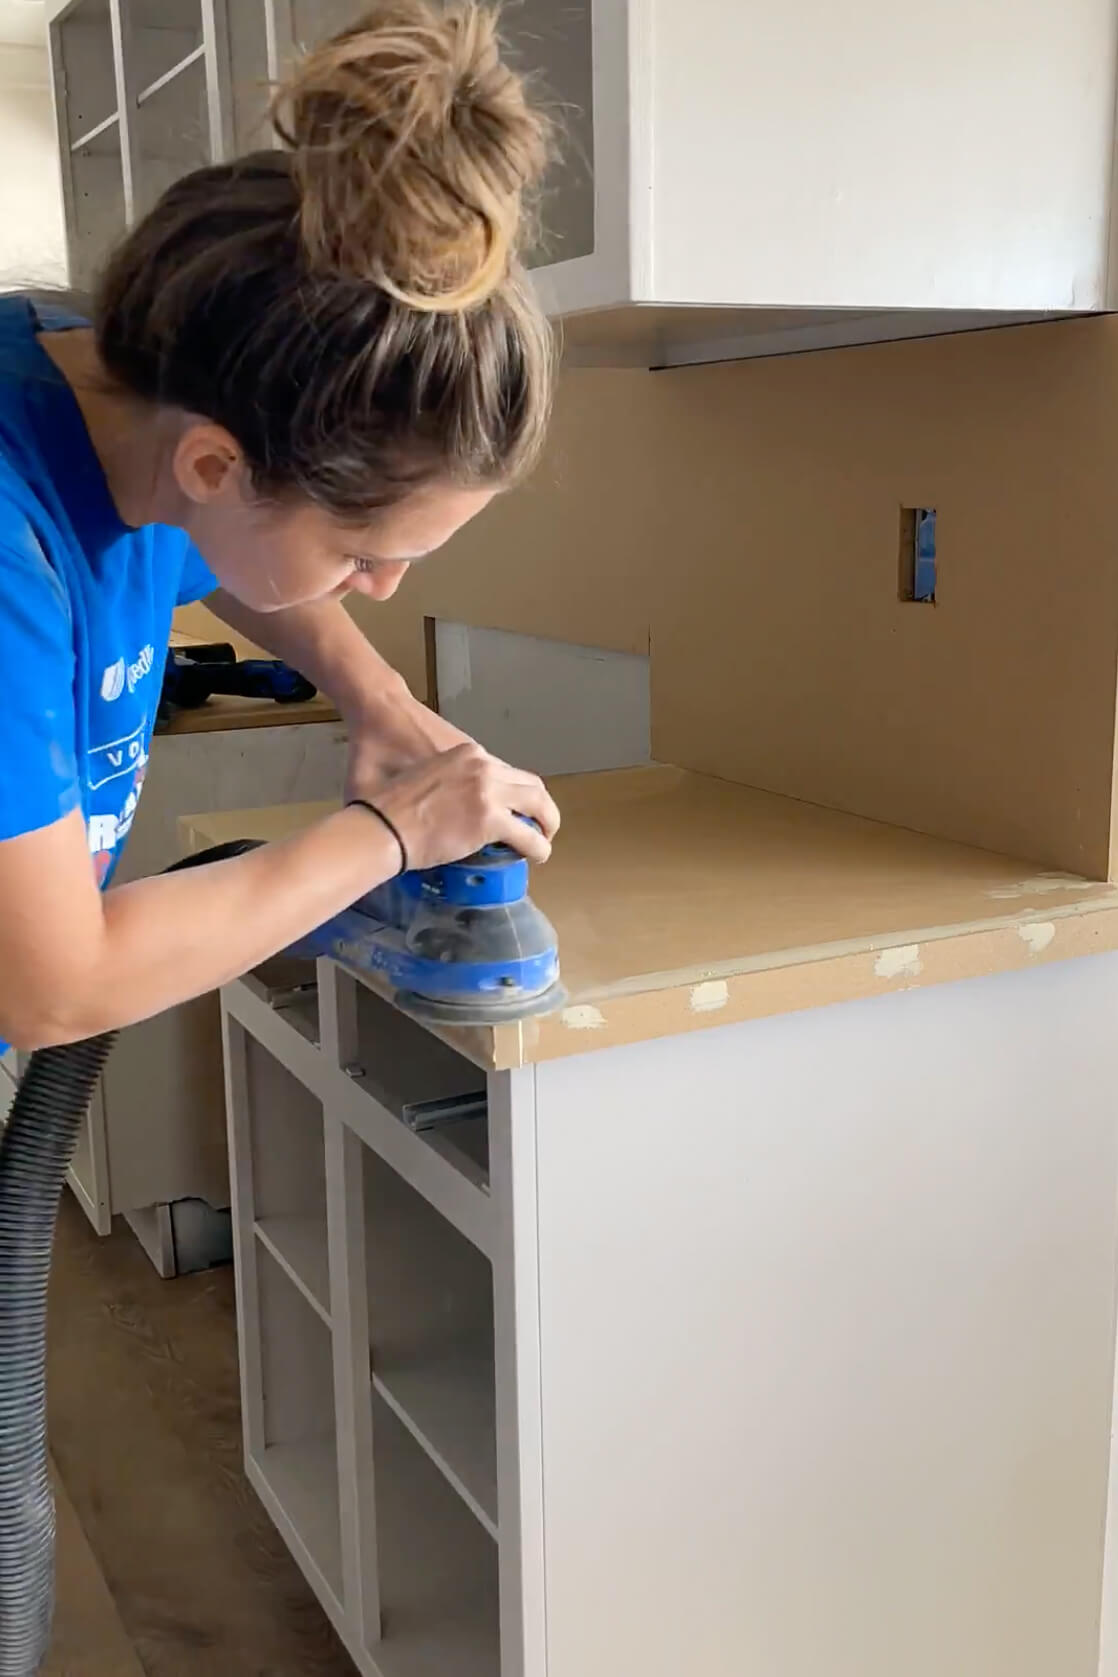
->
<box><xmin>181</xmin><ymin>765</ymin><xmax>1118</xmax><ymax>1070</ymax></box>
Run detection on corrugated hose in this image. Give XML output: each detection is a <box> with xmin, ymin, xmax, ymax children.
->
<box><xmin>0</xmin><ymin>839</ymin><xmax>260</xmax><ymax>1676</ymax></box>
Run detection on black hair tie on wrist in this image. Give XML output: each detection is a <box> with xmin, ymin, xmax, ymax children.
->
<box><xmin>347</xmin><ymin>799</ymin><xmax>409</xmax><ymax>876</ymax></box>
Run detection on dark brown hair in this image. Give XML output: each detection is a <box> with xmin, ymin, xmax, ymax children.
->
<box><xmin>93</xmin><ymin>0</ymin><xmax>556</xmax><ymax>519</ymax></box>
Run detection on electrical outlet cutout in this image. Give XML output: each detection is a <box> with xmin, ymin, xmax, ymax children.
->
<box><xmin>899</xmin><ymin>507</ymin><xmax>937</xmax><ymax>604</ymax></box>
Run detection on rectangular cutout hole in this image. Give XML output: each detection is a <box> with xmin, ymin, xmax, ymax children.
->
<box><xmin>899</xmin><ymin>507</ymin><xmax>937</xmax><ymax>604</ymax></box>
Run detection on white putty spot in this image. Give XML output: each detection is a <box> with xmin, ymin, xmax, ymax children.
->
<box><xmin>561</xmin><ymin>1005</ymin><xmax>606</xmax><ymax>1031</ymax></box>
<box><xmin>875</xmin><ymin>944</ymin><xmax>923</xmax><ymax>980</ymax></box>
<box><xmin>1018</xmin><ymin>921</ymin><xmax>1056</xmax><ymax>955</ymax></box>
<box><xmin>988</xmin><ymin>872</ymin><xmax>1095</xmax><ymax>901</ymax></box>
<box><xmin>690</xmin><ymin>980</ymin><xmax>729</xmax><ymax>1014</ymax></box>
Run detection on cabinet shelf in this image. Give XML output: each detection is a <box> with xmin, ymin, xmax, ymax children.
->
<box><xmin>372</xmin><ymin>1356</ymin><xmax>497</xmax><ymax>1542</ymax></box>
<box><xmin>252</xmin><ymin>1242</ymin><xmax>342</xmax><ymax>1614</ymax></box>
<box><xmin>136</xmin><ymin>44</ymin><xmax>206</xmax><ymax>109</ymax></box>
<box><xmin>252</xmin><ymin>1435</ymin><xmax>343</xmax><ymax>1611</ymax></box>
<box><xmin>370</xmin><ymin>1397</ymin><xmax>499</xmax><ymax>1677</ymax></box>
<box><xmin>69</xmin><ymin>110</ymin><xmax>119</xmax><ymax>152</ymax></box>
<box><xmin>255</xmin><ymin>1216</ymin><xmax>330</xmax><ymax>1326</ymax></box>
<box><xmin>366</xmin><ymin>1151</ymin><xmax>498</xmax><ymax>1539</ymax></box>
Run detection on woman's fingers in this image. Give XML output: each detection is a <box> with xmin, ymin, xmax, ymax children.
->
<box><xmin>495</xmin><ymin>809</ymin><xmax>552</xmax><ymax>864</ymax></box>
<box><xmin>498</xmin><ymin>770</ymin><xmax>561</xmax><ymax>840</ymax></box>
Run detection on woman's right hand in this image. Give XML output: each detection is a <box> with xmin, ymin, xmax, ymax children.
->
<box><xmin>368</xmin><ymin>743</ymin><xmax>560</xmax><ymax>871</ymax></box>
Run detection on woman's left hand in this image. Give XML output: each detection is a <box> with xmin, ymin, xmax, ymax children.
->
<box><xmin>344</xmin><ymin>686</ymin><xmax>476</xmax><ymax>805</ymax></box>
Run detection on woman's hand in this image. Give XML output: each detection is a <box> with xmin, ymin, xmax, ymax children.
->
<box><xmin>364</xmin><ymin>743</ymin><xmax>560</xmax><ymax>871</ymax></box>
<box><xmin>344</xmin><ymin>686</ymin><xmax>475</xmax><ymax>803</ymax></box>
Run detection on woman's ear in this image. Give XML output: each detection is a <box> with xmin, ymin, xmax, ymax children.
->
<box><xmin>172</xmin><ymin>421</ymin><xmax>249</xmax><ymax>506</ymax></box>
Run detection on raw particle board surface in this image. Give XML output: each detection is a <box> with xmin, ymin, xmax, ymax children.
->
<box><xmin>343</xmin><ymin>319</ymin><xmax>1118</xmax><ymax>879</ymax></box>
<box><xmin>180</xmin><ymin>765</ymin><xmax>1118</xmax><ymax>1069</ymax></box>
<box><xmin>156</xmin><ymin>692</ymin><xmax>340</xmax><ymax>735</ymax></box>
<box><xmin>344</xmin><ymin>369</ymin><xmax>663</xmax><ymax>696</ymax></box>
<box><xmin>650</xmin><ymin>314</ymin><xmax>1118</xmax><ymax>878</ymax></box>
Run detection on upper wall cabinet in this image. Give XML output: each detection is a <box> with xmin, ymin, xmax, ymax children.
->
<box><xmin>520</xmin><ymin>0</ymin><xmax>1118</xmax><ymax>365</ymax></box>
<box><xmin>47</xmin><ymin>0</ymin><xmax>229</xmax><ymax>289</ymax></box>
<box><xmin>46</xmin><ymin>0</ymin><xmax>1118</xmax><ymax>363</ymax></box>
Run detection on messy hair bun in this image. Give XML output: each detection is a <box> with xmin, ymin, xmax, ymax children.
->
<box><xmin>94</xmin><ymin>1</ymin><xmax>556</xmax><ymax>521</ymax></box>
<box><xmin>274</xmin><ymin>1</ymin><xmax>552</xmax><ymax>312</ymax></box>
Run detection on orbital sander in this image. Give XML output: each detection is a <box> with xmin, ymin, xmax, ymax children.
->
<box><xmin>289</xmin><ymin>832</ymin><xmax>566</xmax><ymax>1026</ymax></box>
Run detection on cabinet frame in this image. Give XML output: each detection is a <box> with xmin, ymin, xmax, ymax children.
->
<box><xmin>222</xmin><ymin>960</ymin><xmax>548</xmax><ymax>1677</ymax></box>
<box><xmin>47</xmin><ymin>0</ymin><xmax>240</xmax><ymax>287</ymax></box>
<box><xmin>532</xmin><ymin>0</ymin><xmax>644</xmax><ymax>320</ymax></box>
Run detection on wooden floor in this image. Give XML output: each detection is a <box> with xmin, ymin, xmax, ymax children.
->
<box><xmin>46</xmin><ymin>1193</ymin><xmax>356</xmax><ymax>1675</ymax></box>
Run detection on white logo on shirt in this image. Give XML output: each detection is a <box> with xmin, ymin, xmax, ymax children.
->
<box><xmin>100</xmin><ymin>644</ymin><xmax>156</xmax><ymax>702</ymax></box>
<box><xmin>88</xmin><ymin>721</ymin><xmax>148</xmax><ymax>792</ymax></box>
<box><xmin>101</xmin><ymin>659</ymin><xmax>125</xmax><ymax>703</ymax></box>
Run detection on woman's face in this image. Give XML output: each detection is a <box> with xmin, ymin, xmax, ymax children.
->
<box><xmin>175</xmin><ymin>431</ymin><xmax>494</xmax><ymax>612</ymax></box>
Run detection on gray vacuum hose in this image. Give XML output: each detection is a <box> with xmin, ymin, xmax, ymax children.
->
<box><xmin>0</xmin><ymin>839</ymin><xmax>261</xmax><ymax>1676</ymax></box>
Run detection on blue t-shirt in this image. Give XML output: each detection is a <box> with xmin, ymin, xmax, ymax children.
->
<box><xmin>0</xmin><ymin>296</ymin><xmax>217</xmax><ymax>887</ymax></box>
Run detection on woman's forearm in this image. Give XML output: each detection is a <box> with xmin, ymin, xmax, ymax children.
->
<box><xmin>0</xmin><ymin>733</ymin><xmax>558</xmax><ymax>1050</ymax></box>
<box><xmin>20</xmin><ymin>808</ymin><xmax>398</xmax><ymax>1047</ymax></box>
<box><xmin>206</xmin><ymin>589</ymin><xmax>408</xmax><ymax>721</ymax></box>
<box><xmin>206</xmin><ymin>588</ymin><xmax>474</xmax><ymax>782</ymax></box>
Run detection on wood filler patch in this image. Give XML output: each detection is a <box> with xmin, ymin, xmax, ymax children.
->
<box><xmin>987</xmin><ymin>873</ymin><xmax>1097</xmax><ymax>901</ymax></box>
<box><xmin>690</xmin><ymin>981</ymin><xmax>729</xmax><ymax>1013</ymax></box>
<box><xmin>874</xmin><ymin>944</ymin><xmax>923</xmax><ymax>980</ymax></box>
<box><xmin>561</xmin><ymin>1005</ymin><xmax>607</xmax><ymax>1031</ymax></box>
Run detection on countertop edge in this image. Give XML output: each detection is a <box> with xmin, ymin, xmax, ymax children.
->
<box><xmin>491</xmin><ymin>895</ymin><xmax>1118</xmax><ymax>1068</ymax></box>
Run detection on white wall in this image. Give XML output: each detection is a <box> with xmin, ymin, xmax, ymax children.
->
<box><xmin>0</xmin><ymin>2</ymin><xmax>66</xmax><ymax>286</ymax></box>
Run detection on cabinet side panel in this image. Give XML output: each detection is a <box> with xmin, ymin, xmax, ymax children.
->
<box><xmin>649</xmin><ymin>0</ymin><xmax>1118</xmax><ymax>310</ymax></box>
<box><xmin>535</xmin><ymin>957</ymin><xmax>1118</xmax><ymax>1677</ymax></box>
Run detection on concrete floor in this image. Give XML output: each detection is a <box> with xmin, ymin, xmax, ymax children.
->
<box><xmin>47</xmin><ymin>1192</ymin><xmax>355</xmax><ymax>1675</ymax></box>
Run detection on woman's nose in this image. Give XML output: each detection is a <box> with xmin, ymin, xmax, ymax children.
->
<box><xmin>353</xmin><ymin>562</ymin><xmax>409</xmax><ymax>601</ymax></box>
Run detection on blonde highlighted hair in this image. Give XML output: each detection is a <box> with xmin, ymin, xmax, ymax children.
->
<box><xmin>93</xmin><ymin>0</ymin><xmax>556</xmax><ymax>516</ymax></box>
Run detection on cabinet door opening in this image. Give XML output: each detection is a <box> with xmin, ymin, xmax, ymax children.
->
<box><xmin>365</xmin><ymin>1151</ymin><xmax>497</xmax><ymax>1536</ymax></box>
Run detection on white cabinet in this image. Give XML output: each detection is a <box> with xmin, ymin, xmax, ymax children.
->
<box><xmin>531</xmin><ymin>0</ymin><xmax>1118</xmax><ymax>364</ymax></box>
<box><xmin>271</xmin><ymin>0</ymin><xmax>1118</xmax><ymax>363</ymax></box>
<box><xmin>221</xmin><ymin>949</ymin><xmax>1118</xmax><ymax>1677</ymax></box>
<box><xmin>46</xmin><ymin>0</ymin><xmax>1118</xmax><ymax>360</ymax></box>
<box><xmin>47</xmin><ymin>0</ymin><xmax>228</xmax><ymax>288</ymax></box>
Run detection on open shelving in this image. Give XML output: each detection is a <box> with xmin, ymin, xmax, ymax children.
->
<box><xmin>47</xmin><ymin>0</ymin><xmax>225</xmax><ymax>286</ymax></box>
<box><xmin>366</xmin><ymin>1152</ymin><xmax>498</xmax><ymax>1537</ymax></box>
<box><xmin>56</xmin><ymin>0</ymin><xmax>117</xmax><ymax>149</ymax></box>
<box><xmin>246</xmin><ymin>1032</ymin><xmax>329</xmax><ymax>1321</ymax></box>
<box><xmin>255</xmin><ymin>1214</ymin><xmax>329</xmax><ymax>1324</ymax></box>
<box><xmin>250</xmin><ymin>1241</ymin><xmax>343</xmax><ymax>1610</ymax></box>
<box><xmin>133</xmin><ymin>43</ymin><xmax>209</xmax><ymax>215</ymax></box>
<box><xmin>225</xmin><ymin>0</ymin><xmax>272</xmax><ymax>154</ymax></box>
<box><xmin>351</xmin><ymin>986</ymin><xmax>490</xmax><ymax>1190</ymax></box>
<box><xmin>369</xmin><ymin>1397</ymin><xmax>500</xmax><ymax>1677</ymax></box>
<box><xmin>130</xmin><ymin>0</ymin><xmax>203</xmax><ymax>102</ymax></box>
<box><xmin>223</xmin><ymin>960</ymin><xmax>516</xmax><ymax>1677</ymax></box>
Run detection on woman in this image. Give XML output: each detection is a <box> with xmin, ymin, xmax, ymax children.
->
<box><xmin>0</xmin><ymin>0</ymin><xmax>560</xmax><ymax>1050</ymax></box>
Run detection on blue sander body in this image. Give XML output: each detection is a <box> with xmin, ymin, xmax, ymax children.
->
<box><xmin>288</xmin><ymin>838</ymin><xmax>566</xmax><ymax>1026</ymax></box>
